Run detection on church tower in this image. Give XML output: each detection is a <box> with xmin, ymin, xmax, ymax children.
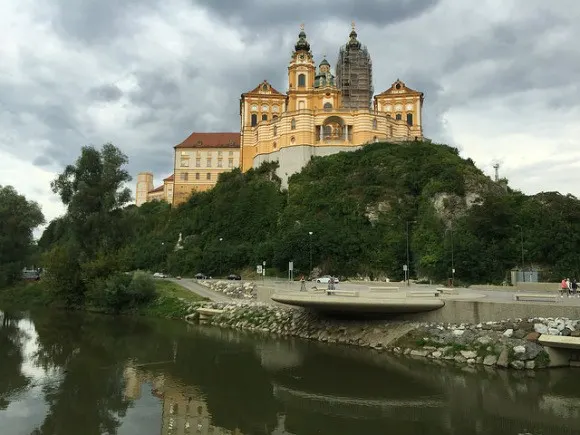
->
<box><xmin>287</xmin><ymin>25</ymin><xmax>316</xmax><ymax>112</ymax></box>
<box><xmin>335</xmin><ymin>23</ymin><xmax>373</xmax><ymax>110</ymax></box>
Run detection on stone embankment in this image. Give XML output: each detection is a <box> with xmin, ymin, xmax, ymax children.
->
<box><xmin>197</xmin><ymin>280</ymin><xmax>257</xmax><ymax>299</ymax></box>
<box><xmin>183</xmin><ymin>300</ymin><xmax>579</xmax><ymax>370</ymax></box>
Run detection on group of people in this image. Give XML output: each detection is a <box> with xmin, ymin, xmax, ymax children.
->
<box><xmin>560</xmin><ymin>278</ymin><xmax>579</xmax><ymax>297</ymax></box>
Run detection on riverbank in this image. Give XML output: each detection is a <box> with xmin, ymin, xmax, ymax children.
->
<box><xmin>0</xmin><ymin>279</ymin><xmax>207</xmax><ymax>318</ymax></box>
<box><xmin>185</xmin><ymin>300</ymin><xmax>580</xmax><ymax>370</ymax></box>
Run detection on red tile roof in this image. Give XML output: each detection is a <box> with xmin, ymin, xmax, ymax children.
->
<box><xmin>163</xmin><ymin>174</ymin><xmax>174</xmax><ymax>182</ymax></box>
<box><xmin>148</xmin><ymin>185</ymin><xmax>164</xmax><ymax>193</ymax></box>
<box><xmin>174</xmin><ymin>132</ymin><xmax>240</xmax><ymax>149</ymax></box>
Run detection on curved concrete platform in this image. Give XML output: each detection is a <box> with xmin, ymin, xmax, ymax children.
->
<box><xmin>271</xmin><ymin>292</ymin><xmax>444</xmax><ymax>313</ymax></box>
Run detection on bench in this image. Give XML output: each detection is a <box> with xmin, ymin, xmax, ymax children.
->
<box><xmin>407</xmin><ymin>291</ymin><xmax>439</xmax><ymax>298</ymax></box>
<box><xmin>436</xmin><ymin>287</ymin><xmax>459</xmax><ymax>295</ymax></box>
<box><xmin>514</xmin><ymin>293</ymin><xmax>558</xmax><ymax>302</ymax></box>
<box><xmin>327</xmin><ymin>290</ymin><xmax>359</xmax><ymax>297</ymax></box>
<box><xmin>370</xmin><ymin>286</ymin><xmax>400</xmax><ymax>292</ymax></box>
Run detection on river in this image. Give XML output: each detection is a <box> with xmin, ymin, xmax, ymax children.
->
<box><xmin>1</xmin><ymin>308</ymin><xmax>580</xmax><ymax>435</ymax></box>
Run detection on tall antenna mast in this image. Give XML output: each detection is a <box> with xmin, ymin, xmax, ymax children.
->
<box><xmin>493</xmin><ymin>163</ymin><xmax>500</xmax><ymax>182</ymax></box>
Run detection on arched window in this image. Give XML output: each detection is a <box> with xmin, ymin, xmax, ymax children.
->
<box><xmin>323</xmin><ymin>102</ymin><xmax>332</xmax><ymax>111</ymax></box>
<box><xmin>298</xmin><ymin>74</ymin><xmax>306</xmax><ymax>87</ymax></box>
<box><xmin>262</xmin><ymin>114</ymin><xmax>268</xmax><ymax>121</ymax></box>
<box><xmin>273</xmin><ymin>126</ymin><xmax>277</xmax><ymax>136</ymax></box>
<box><xmin>372</xmin><ymin>118</ymin><xmax>378</xmax><ymax>129</ymax></box>
<box><xmin>395</xmin><ymin>113</ymin><xmax>402</xmax><ymax>121</ymax></box>
<box><xmin>251</xmin><ymin>114</ymin><xmax>257</xmax><ymax>126</ymax></box>
<box><xmin>291</xmin><ymin>118</ymin><xmax>296</xmax><ymax>130</ymax></box>
<box><xmin>262</xmin><ymin>84</ymin><xmax>268</xmax><ymax>91</ymax></box>
<box><xmin>273</xmin><ymin>142</ymin><xmax>277</xmax><ymax>149</ymax></box>
<box><xmin>407</xmin><ymin>113</ymin><xmax>413</xmax><ymax>126</ymax></box>
<box><xmin>272</xmin><ymin>115</ymin><xmax>278</xmax><ymax>119</ymax></box>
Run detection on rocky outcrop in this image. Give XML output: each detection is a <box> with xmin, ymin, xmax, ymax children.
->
<box><xmin>182</xmin><ymin>300</ymin><xmax>578</xmax><ymax>370</ymax></box>
<box><xmin>198</xmin><ymin>280</ymin><xmax>257</xmax><ymax>299</ymax></box>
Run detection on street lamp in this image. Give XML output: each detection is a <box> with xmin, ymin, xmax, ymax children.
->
<box><xmin>445</xmin><ymin>224</ymin><xmax>455</xmax><ymax>287</ymax></box>
<box><xmin>308</xmin><ymin>231</ymin><xmax>313</xmax><ymax>274</ymax></box>
<box><xmin>406</xmin><ymin>220</ymin><xmax>416</xmax><ymax>286</ymax></box>
<box><xmin>516</xmin><ymin>225</ymin><xmax>524</xmax><ymax>282</ymax></box>
<box><xmin>219</xmin><ymin>237</ymin><xmax>223</xmax><ymax>277</ymax></box>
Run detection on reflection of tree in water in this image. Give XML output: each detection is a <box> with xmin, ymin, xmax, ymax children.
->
<box><xmin>27</xmin><ymin>310</ymin><xmax>177</xmax><ymax>435</ymax></box>
<box><xmin>0</xmin><ymin>311</ymin><xmax>30</xmax><ymax>410</ymax></box>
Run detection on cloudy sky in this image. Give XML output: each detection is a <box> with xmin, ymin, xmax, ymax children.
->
<box><xmin>1</xmin><ymin>0</ymin><xmax>579</xmax><ymax>226</ymax></box>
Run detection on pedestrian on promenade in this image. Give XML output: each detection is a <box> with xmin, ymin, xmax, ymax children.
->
<box><xmin>561</xmin><ymin>278</ymin><xmax>568</xmax><ymax>298</ymax></box>
<box><xmin>572</xmin><ymin>279</ymin><xmax>578</xmax><ymax>298</ymax></box>
<box><xmin>300</xmin><ymin>275</ymin><xmax>306</xmax><ymax>292</ymax></box>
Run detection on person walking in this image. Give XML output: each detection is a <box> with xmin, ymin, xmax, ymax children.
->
<box><xmin>300</xmin><ymin>275</ymin><xmax>306</xmax><ymax>292</ymax></box>
<box><xmin>561</xmin><ymin>278</ymin><xmax>568</xmax><ymax>298</ymax></box>
<box><xmin>572</xmin><ymin>278</ymin><xmax>578</xmax><ymax>298</ymax></box>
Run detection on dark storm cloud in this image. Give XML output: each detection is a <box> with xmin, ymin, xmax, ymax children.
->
<box><xmin>89</xmin><ymin>84</ymin><xmax>123</xmax><ymax>102</ymax></box>
<box><xmin>47</xmin><ymin>0</ymin><xmax>160</xmax><ymax>43</ymax></box>
<box><xmin>192</xmin><ymin>0</ymin><xmax>442</xmax><ymax>28</ymax></box>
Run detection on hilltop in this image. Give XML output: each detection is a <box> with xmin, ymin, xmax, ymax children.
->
<box><xmin>40</xmin><ymin>142</ymin><xmax>580</xmax><ymax>284</ymax></box>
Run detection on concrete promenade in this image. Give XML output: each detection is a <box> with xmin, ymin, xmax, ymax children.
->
<box><xmin>169</xmin><ymin>278</ymin><xmax>232</xmax><ymax>303</ymax></box>
<box><xmin>256</xmin><ymin>280</ymin><xmax>580</xmax><ymax>323</ymax></box>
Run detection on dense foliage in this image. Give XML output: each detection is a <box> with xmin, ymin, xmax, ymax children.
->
<box><xmin>0</xmin><ymin>186</ymin><xmax>44</xmax><ymax>288</ymax></box>
<box><xmin>34</xmin><ymin>141</ymin><xmax>580</xmax><ymax>288</ymax></box>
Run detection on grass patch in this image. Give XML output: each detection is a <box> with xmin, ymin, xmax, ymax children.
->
<box><xmin>0</xmin><ymin>281</ymin><xmax>52</xmax><ymax>307</ymax></box>
<box><xmin>136</xmin><ymin>280</ymin><xmax>209</xmax><ymax>319</ymax></box>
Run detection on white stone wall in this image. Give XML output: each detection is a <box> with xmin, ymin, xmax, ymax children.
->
<box><xmin>253</xmin><ymin>145</ymin><xmax>363</xmax><ymax>188</ymax></box>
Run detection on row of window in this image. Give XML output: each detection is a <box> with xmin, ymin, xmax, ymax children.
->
<box><xmin>251</xmin><ymin>113</ymin><xmax>280</xmax><ymax>126</ymax></box>
<box><xmin>252</xmin><ymin>112</ymin><xmax>414</xmax><ymax>133</ymax></box>
<box><xmin>250</xmin><ymin>104</ymin><xmax>280</xmax><ymax>112</ymax></box>
<box><xmin>180</xmin><ymin>172</ymin><xmax>213</xmax><ymax>181</ymax></box>
<box><xmin>181</xmin><ymin>151</ymin><xmax>234</xmax><ymax>157</ymax></box>
<box><xmin>181</xmin><ymin>158</ymin><xmax>234</xmax><ymax>168</ymax></box>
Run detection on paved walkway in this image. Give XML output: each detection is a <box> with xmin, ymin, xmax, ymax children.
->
<box><xmin>258</xmin><ymin>280</ymin><xmax>580</xmax><ymax>307</ymax></box>
<box><xmin>170</xmin><ymin>278</ymin><xmax>231</xmax><ymax>303</ymax></box>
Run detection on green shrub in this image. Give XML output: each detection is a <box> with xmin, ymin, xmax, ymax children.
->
<box><xmin>127</xmin><ymin>272</ymin><xmax>156</xmax><ymax>304</ymax></box>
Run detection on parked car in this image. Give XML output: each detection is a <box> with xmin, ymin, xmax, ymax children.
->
<box><xmin>153</xmin><ymin>272</ymin><xmax>167</xmax><ymax>278</ymax></box>
<box><xmin>227</xmin><ymin>273</ymin><xmax>241</xmax><ymax>280</ymax></box>
<box><xmin>315</xmin><ymin>275</ymin><xmax>339</xmax><ymax>284</ymax></box>
<box><xmin>195</xmin><ymin>273</ymin><xmax>207</xmax><ymax>280</ymax></box>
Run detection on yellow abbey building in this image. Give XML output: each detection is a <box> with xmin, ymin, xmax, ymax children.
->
<box><xmin>240</xmin><ymin>24</ymin><xmax>424</xmax><ymax>184</ymax></box>
<box><xmin>137</xmin><ymin>24</ymin><xmax>424</xmax><ymax>205</ymax></box>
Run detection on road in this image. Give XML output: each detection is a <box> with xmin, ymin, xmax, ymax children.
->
<box><xmin>170</xmin><ymin>278</ymin><xmax>231</xmax><ymax>303</ymax></box>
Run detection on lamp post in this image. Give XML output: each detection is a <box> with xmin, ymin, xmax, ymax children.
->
<box><xmin>219</xmin><ymin>237</ymin><xmax>223</xmax><ymax>277</ymax></box>
<box><xmin>516</xmin><ymin>225</ymin><xmax>524</xmax><ymax>282</ymax></box>
<box><xmin>445</xmin><ymin>224</ymin><xmax>455</xmax><ymax>287</ymax></box>
<box><xmin>308</xmin><ymin>231</ymin><xmax>313</xmax><ymax>274</ymax></box>
<box><xmin>406</xmin><ymin>221</ymin><xmax>416</xmax><ymax>286</ymax></box>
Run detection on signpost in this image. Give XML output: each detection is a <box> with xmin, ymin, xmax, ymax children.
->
<box><xmin>289</xmin><ymin>261</ymin><xmax>294</xmax><ymax>282</ymax></box>
<box><xmin>403</xmin><ymin>264</ymin><xmax>408</xmax><ymax>285</ymax></box>
<box><xmin>257</xmin><ymin>265</ymin><xmax>263</xmax><ymax>274</ymax></box>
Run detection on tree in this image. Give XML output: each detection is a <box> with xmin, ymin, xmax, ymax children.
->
<box><xmin>50</xmin><ymin>143</ymin><xmax>132</xmax><ymax>257</ymax></box>
<box><xmin>0</xmin><ymin>186</ymin><xmax>45</xmax><ymax>288</ymax></box>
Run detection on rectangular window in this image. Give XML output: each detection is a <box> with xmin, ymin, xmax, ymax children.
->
<box><xmin>218</xmin><ymin>151</ymin><xmax>223</xmax><ymax>157</ymax></box>
<box><xmin>228</xmin><ymin>158</ymin><xmax>234</xmax><ymax>168</ymax></box>
<box><xmin>262</xmin><ymin>114</ymin><xmax>268</xmax><ymax>121</ymax></box>
<box><xmin>229</xmin><ymin>151</ymin><xmax>233</xmax><ymax>156</ymax></box>
<box><xmin>206</xmin><ymin>158</ymin><xmax>212</xmax><ymax>167</ymax></box>
<box><xmin>195</xmin><ymin>173</ymin><xmax>200</xmax><ymax>180</ymax></box>
<box><xmin>195</xmin><ymin>158</ymin><xmax>201</xmax><ymax>167</ymax></box>
<box><xmin>217</xmin><ymin>159</ymin><xmax>223</xmax><ymax>168</ymax></box>
<box><xmin>180</xmin><ymin>159</ymin><xmax>189</xmax><ymax>167</ymax></box>
<box><xmin>206</xmin><ymin>173</ymin><xmax>211</xmax><ymax>180</ymax></box>
<box><xmin>180</xmin><ymin>172</ymin><xmax>188</xmax><ymax>181</ymax></box>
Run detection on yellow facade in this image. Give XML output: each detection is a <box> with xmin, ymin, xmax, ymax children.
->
<box><xmin>137</xmin><ymin>24</ymin><xmax>426</xmax><ymax>205</ymax></box>
<box><xmin>137</xmin><ymin>132</ymin><xmax>240</xmax><ymax>206</ymax></box>
<box><xmin>240</xmin><ymin>25</ymin><xmax>424</xmax><ymax>175</ymax></box>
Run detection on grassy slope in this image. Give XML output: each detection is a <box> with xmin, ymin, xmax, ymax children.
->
<box><xmin>0</xmin><ymin>279</ymin><xmax>208</xmax><ymax>319</ymax></box>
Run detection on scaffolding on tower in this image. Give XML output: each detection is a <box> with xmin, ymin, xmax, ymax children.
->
<box><xmin>335</xmin><ymin>29</ymin><xmax>373</xmax><ymax>110</ymax></box>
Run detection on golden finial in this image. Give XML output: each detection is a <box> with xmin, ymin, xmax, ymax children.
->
<box><xmin>351</xmin><ymin>21</ymin><xmax>356</xmax><ymax>31</ymax></box>
<box><xmin>300</xmin><ymin>23</ymin><xmax>305</xmax><ymax>31</ymax></box>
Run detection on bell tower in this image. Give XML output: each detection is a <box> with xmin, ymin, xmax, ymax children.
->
<box><xmin>287</xmin><ymin>24</ymin><xmax>316</xmax><ymax>112</ymax></box>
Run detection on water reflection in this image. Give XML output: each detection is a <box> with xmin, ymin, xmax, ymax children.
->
<box><xmin>1</xmin><ymin>308</ymin><xmax>580</xmax><ymax>434</ymax></box>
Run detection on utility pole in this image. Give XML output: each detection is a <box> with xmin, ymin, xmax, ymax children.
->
<box><xmin>450</xmin><ymin>223</ymin><xmax>455</xmax><ymax>287</ymax></box>
<box><xmin>406</xmin><ymin>221</ymin><xmax>415</xmax><ymax>286</ymax></box>
<box><xmin>308</xmin><ymin>231</ymin><xmax>313</xmax><ymax>274</ymax></box>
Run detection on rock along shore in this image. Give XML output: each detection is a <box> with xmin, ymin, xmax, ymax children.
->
<box><xmin>183</xmin><ymin>300</ymin><xmax>580</xmax><ymax>370</ymax></box>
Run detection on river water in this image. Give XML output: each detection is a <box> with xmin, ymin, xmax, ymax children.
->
<box><xmin>1</xmin><ymin>309</ymin><xmax>580</xmax><ymax>435</ymax></box>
